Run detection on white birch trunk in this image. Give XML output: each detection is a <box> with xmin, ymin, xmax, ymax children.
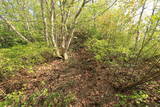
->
<box><xmin>0</xmin><ymin>15</ymin><xmax>30</xmax><ymax>43</ymax></box>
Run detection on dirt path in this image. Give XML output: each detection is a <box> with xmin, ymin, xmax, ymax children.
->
<box><xmin>0</xmin><ymin>48</ymin><xmax>117</xmax><ymax>106</ymax></box>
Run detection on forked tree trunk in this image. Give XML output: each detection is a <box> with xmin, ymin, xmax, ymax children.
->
<box><xmin>50</xmin><ymin>0</ymin><xmax>61</xmax><ymax>57</ymax></box>
<box><xmin>49</xmin><ymin>0</ymin><xmax>88</xmax><ymax>60</ymax></box>
<box><xmin>61</xmin><ymin>0</ymin><xmax>87</xmax><ymax>60</ymax></box>
<box><xmin>63</xmin><ymin>52</ymin><xmax>69</xmax><ymax>60</ymax></box>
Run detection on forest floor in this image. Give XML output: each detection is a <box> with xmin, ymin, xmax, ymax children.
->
<box><xmin>0</xmin><ymin>42</ymin><xmax>160</xmax><ymax>106</ymax></box>
<box><xmin>0</xmin><ymin>47</ymin><xmax>160</xmax><ymax>107</ymax></box>
<box><xmin>0</xmin><ymin>47</ymin><xmax>119</xmax><ymax>106</ymax></box>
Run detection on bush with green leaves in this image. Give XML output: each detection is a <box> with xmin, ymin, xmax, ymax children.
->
<box><xmin>0</xmin><ymin>42</ymin><xmax>54</xmax><ymax>81</ymax></box>
<box><xmin>86</xmin><ymin>38</ymin><xmax>132</xmax><ymax>65</ymax></box>
<box><xmin>0</xmin><ymin>24</ymin><xmax>26</xmax><ymax>48</ymax></box>
<box><xmin>86</xmin><ymin>9</ymin><xmax>160</xmax><ymax>65</ymax></box>
<box><xmin>116</xmin><ymin>91</ymin><xmax>149</xmax><ymax>106</ymax></box>
<box><xmin>0</xmin><ymin>89</ymin><xmax>76</xmax><ymax>107</ymax></box>
<box><xmin>85</xmin><ymin>10</ymin><xmax>135</xmax><ymax>65</ymax></box>
<box><xmin>0</xmin><ymin>91</ymin><xmax>23</xmax><ymax>107</ymax></box>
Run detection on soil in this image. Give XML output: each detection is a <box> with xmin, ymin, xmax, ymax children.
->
<box><xmin>0</xmin><ymin>47</ymin><xmax>160</xmax><ymax>107</ymax></box>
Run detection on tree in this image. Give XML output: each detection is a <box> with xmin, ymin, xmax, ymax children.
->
<box><xmin>0</xmin><ymin>0</ymin><xmax>118</xmax><ymax>60</ymax></box>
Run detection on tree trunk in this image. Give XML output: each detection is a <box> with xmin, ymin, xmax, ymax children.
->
<box><xmin>40</xmin><ymin>0</ymin><xmax>49</xmax><ymax>45</ymax></box>
<box><xmin>63</xmin><ymin>52</ymin><xmax>69</xmax><ymax>60</ymax></box>
<box><xmin>134</xmin><ymin>0</ymin><xmax>147</xmax><ymax>51</ymax></box>
<box><xmin>50</xmin><ymin>0</ymin><xmax>61</xmax><ymax>57</ymax></box>
<box><xmin>0</xmin><ymin>15</ymin><xmax>30</xmax><ymax>43</ymax></box>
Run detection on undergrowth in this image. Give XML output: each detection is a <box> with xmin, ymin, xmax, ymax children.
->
<box><xmin>0</xmin><ymin>42</ymin><xmax>54</xmax><ymax>81</ymax></box>
<box><xmin>0</xmin><ymin>89</ymin><xmax>76</xmax><ymax>107</ymax></box>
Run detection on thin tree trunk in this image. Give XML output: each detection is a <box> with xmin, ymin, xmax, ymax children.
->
<box><xmin>136</xmin><ymin>0</ymin><xmax>158</xmax><ymax>60</ymax></box>
<box><xmin>40</xmin><ymin>0</ymin><xmax>49</xmax><ymax>45</ymax></box>
<box><xmin>65</xmin><ymin>0</ymin><xmax>87</xmax><ymax>55</ymax></box>
<box><xmin>121</xmin><ymin>58</ymin><xmax>160</xmax><ymax>91</ymax></box>
<box><xmin>134</xmin><ymin>0</ymin><xmax>147</xmax><ymax>51</ymax></box>
<box><xmin>0</xmin><ymin>15</ymin><xmax>30</xmax><ymax>43</ymax></box>
<box><xmin>50</xmin><ymin>0</ymin><xmax>61</xmax><ymax>57</ymax></box>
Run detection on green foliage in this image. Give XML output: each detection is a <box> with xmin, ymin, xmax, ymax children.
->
<box><xmin>116</xmin><ymin>91</ymin><xmax>149</xmax><ymax>106</ymax></box>
<box><xmin>86</xmin><ymin>7</ymin><xmax>160</xmax><ymax>65</ymax></box>
<box><xmin>85</xmin><ymin>9</ymin><xmax>134</xmax><ymax>65</ymax></box>
<box><xmin>0</xmin><ymin>23</ymin><xmax>26</xmax><ymax>48</ymax></box>
<box><xmin>0</xmin><ymin>89</ymin><xmax>76</xmax><ymax>107</ymax></box>
<box><xmin>41</xmin><ymin>91</ymin><xmax>76</xmax><ymax>107</ymax></box>
<box><xmin>0</xmin><ymin>91</ymin><xmax>23</xmax><ymax>107</ymax></box>
<box><xmin>0</xmin><ymin>0</ymin><xmax>160</xmax><ymax>106</ymax></box>
<box><xmin>86</xmin><ymin>38</ymin><xmax>131</xmax><ymax>65</ymax></box>
<box><xmin>0</xmin><ymin>42</ymin><xmax>54</xmax><ymax>81</ymax></box>
<box><xmin>0</xmin><ymin>0</ymin><xmax>43</xmax><ymax>43</ymax></box>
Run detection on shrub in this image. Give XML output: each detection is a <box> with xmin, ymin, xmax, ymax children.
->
<box><xmin>116</xmin><ymin>91</ymin><xmax>149</xmax><ymax>106</ymax></box>
<box><xmin>0</xmin><ymin>89</ymin><xmax>76</xmax><ymax>107</ymax></box>
<box><xmin>86</xmin><ymin>38</ymin><xmax>131</xmax><ymax>65</ymax></box>
<box><xmin>0</xmin><ymin>42</ymin><xmax>54</xmax><ymax>81</ymax></box>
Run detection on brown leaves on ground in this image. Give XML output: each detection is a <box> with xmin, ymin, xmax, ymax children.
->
<box><xmin>0</xmin><ymin>47</ymin><xmax>160</xmax><ymax>107</ymax></box>
<box><xmin>0</xmin><ymin>48</ymin><xmax>118</xmax><ymax>106</ymax></box>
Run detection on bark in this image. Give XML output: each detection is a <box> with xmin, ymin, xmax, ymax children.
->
<box><xmin>85</xmin><ymin>0</ymin><xmax>118</xmax><ymax>22</ymax></box>
<box><xmin>50</xmin><ymin>0</ymin><xmax>61</xmax><ymax>57</ymax></box>
<box><xmin>40</xmin><ymin>0</ymin><xmax>49</xmax><ymax>45</ymax></box>
<box><xmin>136</xmin><ymin>0</ymin><xmax>158</xmax><ymax>60</ymax></box>
<box><xmin>59</xmin><ymin>0</ymin><xmax>88</xmax><ymax>60</ymax></box>
<box><xmin>134</xmin><ymin>0</ymin><xmax>147</xmax><ymax>51</ymax></box>
<box><xmin>39</xmin><ymin>0</ymin><xmax>89</xmax><ymax>60</ymax></box>
<box><xmin>121</xmin><ymin>58</ymin><xmax>160</xmax><ymax>91</ymax></box>
<box><xmin>59</xmin><ymin>0</ymin><xmax>71</xmax><ymax>60</ymax></box>
<box><xmin>65</xmin><ymin>0</ymin><xmax>87</xmax><ymax>52</ymax></box>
